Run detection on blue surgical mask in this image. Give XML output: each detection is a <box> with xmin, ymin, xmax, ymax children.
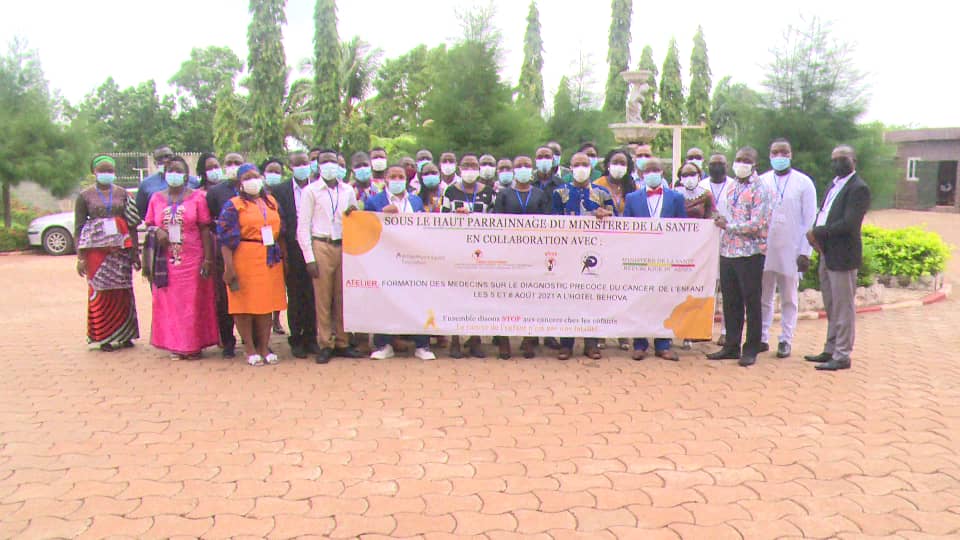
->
<box><xmin>498</xmin><ymin>171</ymin><xmax>514</xmax><ymax>186</ymax></box>
<box><xmin>264</xmin><ymin>172</ymin><xmax>284</xmax><ymax>186</ymax></box>
<box><xmin>770</xmin><ymin>156</ymin><xmax>791</xmax><ymax>172</ymax></box>
<box><xmin>553</xmin><ymin>155</ymin><xmax>560</xmax><ymax>167</ymax></box>
<box><xmin>635</xmin><ymin>157</ymin><xmax>648</xmax><ymax>171</ymax></box>
<box><xmin>309</xmin><ymin>160</ymin><xmax>318</xmax><ymax>174</ymax></box>
<box><xmin>353</xmin><ymin>166</ymin><xmax>372</xmax><ymax>182</ymax></box>
<box><xmin>417</xmin><ymin>159</ymin><xmax>431</xmax><ymax>172</ymax></box>
<box><xmin>95</xmin><ymin>173</ymin><xmax>115</xmax><ymax>185</ymax></box>
<box><xmin>589</xmin><ymin>157</ymin><xmax>599</xmax><ymax>169</ymax></box>
<box><xmin>535</xmin><ymin>158</ymin><xmax>553</xmax><ymax>174</ymax></box>
<box><xmin>337</xmin><ymin>166</ymin><xmax>347</xmax><ymax>180</ymax></box>
<box><xmin>514</xmin><ymin>167</ymin><xmax>533</xmax><ymax>184</ymax></box>
<box><xmin>292</xmin><ymin>165</ymin><xmax>311</xmax><ymax>181</ymax></box>
<box><xmin>206</xmin><ymin>168</ymin><xmax>223</xmax><ymax>183</ymax></box>
<box><xmin>319</xmin><ymin>162</ymin><xmax>340</xmax><ymax>181</ymax></box>
<box><xmin>643</xmin><ymin>172</ymin><xmax>663</xmax><ymax>189</ymax></box>
<box><xmin>388</xmin><ymin>180</ymin><xmax>407</xmax><ymax>195</ymax></box>
<box><xmin>165</xmin><ymin>172</ymin><xmax>185</xmax><ymax>187</ymax></box>
<box><xmin>422</xmin><ymin>174</ymin><xmax>440</xmax><ymax>188</ymax></box>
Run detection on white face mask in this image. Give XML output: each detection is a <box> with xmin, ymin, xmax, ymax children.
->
<box><xmin>609</xmin><ymin>164</ymin><xmax>628</xmax><ymax>180</ymax></box>
<box><xmin>681</xmin><ymin>175</ymin><xmax>700</xmax><ymax>190</ymax></box>
<box><xmin>479</xmin><ymin>165</ymin><xmax>496</xmax><ymax>179</ymax></box>
<box><xmin>224</xmin><ymin>165</ymin><xmax>240</xmax><ymax>180</ymax></box>
<box><xmin>371</xmin><ymin>158</ymin><xmax>388</xmax><ymax>172</ymax></box>
<box><xmin>732</xmin><ymin>162</ymin><xmax>754</xmax><ymax>179</ymax></box>
<box><xmin>241</xmin><ymin>177</ymin><xmax>264</xmax><ymax>195</ymax></box>
<box><xmin>687</xmin><ymin>158</ymin><xmax>703</xmax><ymax>169</ymax></box>
<box><xmin>461</xmin><ymin>170</ymin><xmax>480</xmax><ymax>184</ymax></box>
<box><xmin>572</xmin><ymin>166</ymin><xmax>592</xmax><ymax>183</ymax></box>
<box><xmin>440</xmin><ymin>163</ymin><xmax>457</xmax><ymax>176</ymax></box>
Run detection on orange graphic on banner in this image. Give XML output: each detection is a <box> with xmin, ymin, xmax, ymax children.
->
<box><xmin>663</xmin><ymin>295</ymin><xmax>715</xmax><ymax>339</ymax></box>
<box><xmin>343</xmin><ymin>212</ymin><xmax>383</xmax><ymax>255</ymax></box>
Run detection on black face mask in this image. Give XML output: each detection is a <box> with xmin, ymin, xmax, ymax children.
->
<box><xmin>708</xmin><ymin>163</ymin><xmax>727</xmax><ymax>181</ymax></box>
<box><xmin>831</xmin><ymin>158</ymin><xmax>854</xmax><ymax>178</ymax></box>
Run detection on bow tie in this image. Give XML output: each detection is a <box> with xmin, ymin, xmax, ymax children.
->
<box><xmin>646</xmin><ymin>187</ymin><xmax>663</xmax><ymax>196</ymax></box>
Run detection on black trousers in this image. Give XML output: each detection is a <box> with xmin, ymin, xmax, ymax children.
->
<box><xmin>719</xmin><ymin>254</ymin><xmax>765</xmax><ymax>356</ymax></box>
<box><xmin>213</xmin><ymin>253</ymin><xmax>236</xmax><ymax>349</ymax></box>
<box><xmin>285</xmin><ymin>244</ymin><xmax>318</xmax><ymax>348</ymax></box>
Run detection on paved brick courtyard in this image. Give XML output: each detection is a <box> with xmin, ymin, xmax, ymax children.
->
<box><xmin>1</xmin><ymin>209</ymin><xmax>959</xmax><ymax>539</ymax></box>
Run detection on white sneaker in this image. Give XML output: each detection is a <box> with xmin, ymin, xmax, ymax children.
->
<box><xmin>265</xmin><ymin>353</ymin><xmax>279</xmax><ymax>365</ymax></box>
<box><xmin>414</xmin><ymin>347</ymin><xmax>436</xmax><ymax>361</ymax></box>
<box><xmin>247</xmin><ymin>354</ymin><xmax>264</xmax><ymax>366</ymax></box>
<box><xmin>370</xmin><ymin>345</ymin><xmax>395</xmax><ymax>360</ymax></box>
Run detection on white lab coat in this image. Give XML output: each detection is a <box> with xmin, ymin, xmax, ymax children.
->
<box><xmin>759</xmin><ymin>169</ymin><xmax>817</xmax><ymax>274</ymax></box>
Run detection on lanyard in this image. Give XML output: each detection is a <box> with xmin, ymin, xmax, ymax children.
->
<box><xmin>731</xmin><ymin>182</ymin><xmax>750</xmax><ymax>208</ymax></box>
<box><xmin>710</xmin><ymin>181</ymin><xmax>726</xmax><ymax>203</ymax></box>
<box><xmin>168</xmin><ymin>191</ymin><xmax>185</xmax><ymax>223</ymax></box>
<box><xmin>774</xmin><ymin>172</ymin><xmax>791</xmax><ymax>203</ymax></box>
<box><xmin>392</xmin><ymin>195</ymin><xmax>410</xmax><ymax>213</ymax></box>
<box><xmin>515</xmin><ymin>189</ymin><xmax>532</xmax><ymax>212</ymax></box>
<box><xmin>326</xmin><ymin>184</ymin><xmax>340</xmax><ymax>223</ymax></box>
<box><xmin>97</xmin><ymin>188</ymin><xmax>114</xmax><ymax>213</ymax></box>
<box><xmin>255</xmin><ymin>199</ymin><xmax>268</xmax><ymax>226</ymax></box>
<box><xmin>646</xmin><ymin>192</ymin><xmax>662</xmax><ymax>217</ymax></box>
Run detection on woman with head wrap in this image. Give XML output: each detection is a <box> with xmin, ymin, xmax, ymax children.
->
<box><xmin>143</xmin><ymin>156</ymin><xmax>218</xmax><ymax>359</ymax></box>
<box><xmin>215</xmin><ymin>163</ymin><xmax>288</xmax><ymax>366</ymax></box>
<box><xmin>75</xmin><ymin>154</ymin><xmax>142</xmax><ymax>351</ymax></box>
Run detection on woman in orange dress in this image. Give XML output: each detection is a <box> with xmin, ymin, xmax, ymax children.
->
<box><xmin>215</xmin><ymin>163</ymin><xmax>287</xmax><ymax>366</ymax></box>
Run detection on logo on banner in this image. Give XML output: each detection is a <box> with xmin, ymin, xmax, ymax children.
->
<box><xmin>581</xmin><ymin>252</ymin><xmax>601</xmax><ymax>275</ymax></box>
<box><xmin>473</xmin><ymin>249</ymin><xmax>483</xmax><ymax>262</ymax></box>
<box><xmin>545</xmin><ymin>251</ymin><xmax>557</xmax><ymax>272</ymax></box>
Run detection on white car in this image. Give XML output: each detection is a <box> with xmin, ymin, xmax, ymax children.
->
<box><xmin>27</xmin><ymin>188</ymin><xmax>147</xmax><ymax>256</ymax></box>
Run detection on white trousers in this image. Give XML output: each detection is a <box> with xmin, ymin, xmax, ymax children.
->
<box><xmin>761</xmin><ymin>271</ymin><xmax>799</xmax><ymax>345</ymax></box>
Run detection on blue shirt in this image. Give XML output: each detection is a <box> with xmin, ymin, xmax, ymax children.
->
<box><xmin>552</xmin><ymin>183</ymin><xmax>614</xmax><ymax>216</ymax></box>
<box><xmin>135</xmin><ymin>172</ymin><xmax>165</xmax><ymax>219</ymax></box>
<box><xmin>364</xmin><ymin>191</ymin><xmax>425</xmax><ymax>213</ymax></box>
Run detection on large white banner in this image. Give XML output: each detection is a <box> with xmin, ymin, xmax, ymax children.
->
<box><xmin>342</xmin><ymin>212</ymin><xmax>720</xmax><ymax>338</ymax></box>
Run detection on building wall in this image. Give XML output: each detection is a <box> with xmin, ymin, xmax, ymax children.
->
<box><xmin>893</xmin><ymin>140</ymin><xmax>960</xmax><ymax>210</ymax></box>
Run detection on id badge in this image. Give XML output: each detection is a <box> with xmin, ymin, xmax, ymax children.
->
<box><xmin>261</xmin><ymin>226</ymin><xmax>275</xmax><ymax>246</ymax></box>
<box><xmin>168</xmin><ymin>224</ymin><xmax>182</xmax><ymax>244</ymax></box>
<box><xmin>102</xmin><ymin>218</ymin><xmax>118</xmax><ymax>236</ymax></box>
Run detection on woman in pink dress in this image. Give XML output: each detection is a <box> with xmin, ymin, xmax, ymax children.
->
<box><xmin>144</xmin><ymin>156</ymin><xmax>219</xmax><ymax>359</ymax></box>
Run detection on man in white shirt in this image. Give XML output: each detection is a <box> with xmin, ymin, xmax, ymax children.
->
<box><xmin>700</xmin><ymin>152</ymin><xmax>736</xmax><ymax>346</ymax></box>
<box><xmin>759</xmin><ymin>139</ymin><xmax>818</xmax><ymax>358</ymax></box>
<box><xmin>297</xmin><ymin>149</ymin><xmax>361</xmax><ymax>364</ymax></box>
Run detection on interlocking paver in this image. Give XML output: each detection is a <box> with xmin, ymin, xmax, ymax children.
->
<box><xmin>3</xmin><ymin>209</ymin><xmax>960</xmax><ymax>538</ymax></box>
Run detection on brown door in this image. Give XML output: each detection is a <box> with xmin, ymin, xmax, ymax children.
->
<box><xmin>937</xmin><ymin>161</ymin><xmax>957</xmax><ymax>206</ymax></box>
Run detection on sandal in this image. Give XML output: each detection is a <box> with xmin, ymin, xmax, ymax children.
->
<box><xmin>247</xmin><ymin>354</ymin><xmax>264</xmax><ymax>366</ymax></box>
<box><xmin>265</xmin><ymin>353</ymin><xmax>279</xmax><ymax>365</ymax></box>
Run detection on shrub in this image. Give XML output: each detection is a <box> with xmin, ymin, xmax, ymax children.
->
<box><xmin>0</xmin><ymin>228</ymin><xmax>28</xmax><ymax>252</ymax></box>
<box><xmin>799</xmin><ymin>224</ymin><xmax>950</xmax><ymax>291</ymax></box>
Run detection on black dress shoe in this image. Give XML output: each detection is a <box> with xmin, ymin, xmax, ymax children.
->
<box><xmin>315</xmin><ymin>348</ymin><xmax>333</xmax><ymax>364</ymax></box>
<box><xmin>706</xmin><ymin>348</ymin><xmax>740</xmax><ymax>360</ymax></box>
<box><xmin>291</xmin><ymin>344</ymin><xmax>308</xmax><ymax>359</ymax></box>
<box><xmin>333</xmin><ymin>347</ymin><xmax>362</xmax><ymax>358</ymax></box>
<box><xmin>738</xmin><ymin>354</ymin><xmax>757</xmax><ymax>367</ymax></box>
<box><xmin>222</xmin><ymin>346</ymin><xmax>236</xmax><ymax>359</ymax></box>
<box><xmin>776</xmin><ymin>342</ymin><xmax>791</xmax><ymax>358</ymax></box>
<box><xmin>804</xmin><ymin>352</ymin><xmax>832</xmax><ymax>363</ymax></box>
<box><xmin>815</xmin><ymin>358</ymin><xmax>851</xmax><ymax>371</ymax></box>
<box><xmin>758</xmin><ymin>342</ymin><xmax>770</xmax><ymax>353</ymax></box>
<box><xmin>305</xmin><ymin>342</ymin><xmax>324</xmax><ymax>355</ymax></box>
<box><xmin>543</xmin><ymin>337</ymin><xmax>561</xmax><ymax>350</ymax></box>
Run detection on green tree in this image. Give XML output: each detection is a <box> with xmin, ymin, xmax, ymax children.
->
<box><xmin>312</xmin><ymin>0</ymin><xmax>341</xmax><ymax>146</ymax></box>
<box><xmin>213</xmin><ymin>85</ymin><xmax>245</xmax><ymax>155</ymax></box>
<box><xmin>247</xmin><ymin>0</ymin><xmax>288</xmax><ymax>157</ymax></box>
<box><xmin>80</xmin><ymin>78</ymin><xmax>179</xmax><ymax>151</ymax></box>
<box><xmin>686</xmin><ymin>26</ymin><xmax>712</xmax><ymax>150</ymax></box>
<box><xmin>709</xmin><ymin>76</ymin><xmax>764</xmax><ymax>153</ymax></box>
<box><xmin>547</xmin><ymin>55</ymin><xmax>615</xmax><ymax>155</ymax></box>
<box><xmin>417</xmin><ymin>6</ymin><xmax>544</xmax><ymax>157</ymax></box>
<box><xmin>602</xmin><ymin>0</ymin><xmax>632</xmax><ymax>114</ymax></box>
<box><xmin>655</xmin><ymin>38</ymin><xmax>684</xmax><ymax>151</ymax></box>
<box><xmin>517</xmin><ymin>1</ymin><xmax>545</xmax><ymax>110</ymax></box>
<box><xmin>637</xmin><ymin>45</ymin><xmax>658</xmax><ymax>122</ymax></box>
<box><xmin>367</xmin><ymin>44</ymin><xmax>445</xmax><ymax>135</ymax></box>
<box><xmin>169</xmin><ymin>46</ymin><xmax>243</xmax><ymax>151</ymax></box>
<box><xmin>0</xmin><ymin>40</ymin><xmax>91</xmax><ymax>227</ymax></box>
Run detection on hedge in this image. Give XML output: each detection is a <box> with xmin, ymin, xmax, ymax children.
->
<box><xmin>0</xmin><ymin>228</ymin><xmax>29</xmax><ymax>252</ymax></box>
<box><xmin>800</xmin><ymin>224</ymin><xmax>951</xmax><ymax>291</ymax></box>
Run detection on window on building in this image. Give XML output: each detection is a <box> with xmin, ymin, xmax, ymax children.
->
<box><xmin>907</xmin><ymin>158</ymin><xmax>920</xmax><ymax>181</ymax></box>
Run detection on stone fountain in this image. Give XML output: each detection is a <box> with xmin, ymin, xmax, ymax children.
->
<box><xmin>609</xmin><ymin>70</ymin><xmax>706</xmax><ymax>183</ymax></box>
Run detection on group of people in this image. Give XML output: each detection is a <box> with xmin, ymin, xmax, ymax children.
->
<box><xmin>74</xmin><ymin>138</ymin><xmax>870</xmax><ymax>371</ymax></box>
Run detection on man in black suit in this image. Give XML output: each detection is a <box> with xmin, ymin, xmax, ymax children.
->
<box><xmin>805</xmin><ymin>145</ymin><xmax>871</xmax><ymax>371</ymax></box>
<box><xmin>205</xmin><ymin>152</ymin><xmax>245</xmax><ymax>357</ymax></box>
<box><xmin>271</xmin><ymin>150</ymin><xmax>321</xmax><ymax>359</ymax></box>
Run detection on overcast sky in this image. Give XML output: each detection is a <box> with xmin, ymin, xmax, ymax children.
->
<box><xmin>3</xmin><ymin>0</ymin><xmax>953</xmax><ymax>129</ymax></box>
